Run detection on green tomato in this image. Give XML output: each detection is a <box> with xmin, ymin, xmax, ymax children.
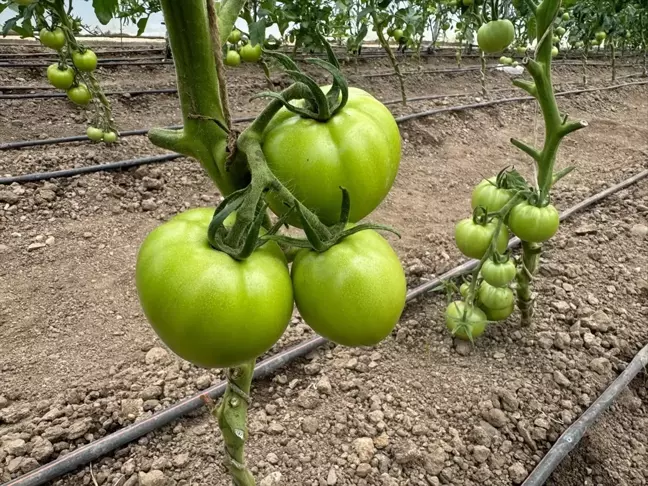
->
<box><xmin>72</xmin><ymin>49</ymin><xmax>98</xmax><ymax>72</ymax></box>
<box><xmin>460</xmin><ymin>282</ymin><xmax>470</xmax><ymax>298</ymax></box>
<box><xmin>481</xmin><ymin>301</ymin><xmax>515</xmax><ymax>321</ymax></box>
<box><xmin>393</xmin><ymin>29</ymin><xmax>404</xmax><ymax>41</ymax></box>
<box><xmin>441</xmin><ymin>22</ymin><xmax>451</xmax><ymax>31</ymax></box>
<box><xmin>516</xmin><ymin>46</ymin><xmax>527</xmax><ymax>55</ymax></box>
<box><xmin>478</xmin><ymin>281</ymin><xmax>514</xmax><ymax>310</ymax></box>
<box><xmin>455</xmin><ymin>217</ymin><xmax>509</xmax><ymax>260</ymax></box>
<box><xmin>67</xmin><ymin>84</ymin><xmax>92</xmax><ymax>105</ymax></box>
<box><xmin>575</xmin><ymin>41</ymin><xmax>585</xmax><ymax>48</ymax></box>
<box><xmin>481</xmin><ymin>258</ymin><xmax>516</xmax><ymax>287</ymax></box>
<box><xmin>499</xmin><ymin>56</ymin><xmax>513</xmax><ymax>65</ymax></box>
<box><xmin>595</xmin><ymin>31</ymin><xmax>607</xmax><ymax>42</ymax></box>
<box><xmin>40</xmin><ymin>28</ymin><xmax>66</xmax><ymax>50</ymax></box>
<box><xmin>477</xmin><ymin>20</ymin><xmax>515</xmax><ymax>53</ymax></box>
<box><xmin>262</xmin><ymin>87</ymin><xmax>401</xmax><ymax>226</ymax></box>
<box><xmin>556</xmin><ymin>27</ymin><xmax>566</xmax><ymax>36</ymax></box>
<box><xmin>292</xmin><ymin>229</ymin><xmax>406</xmax><ymax>347</ymax></box>
<box><xmin>471</xmin><ymin>178</ymin><xmax>513</xmax><ymax>213</ymax></box>
<box><xmin>86</xmin><ymin>127</ymin><xmax>104</xmax><ymax>141</ymax></box>
<box><xmin>562</xmin><ymin>12</ymin><xmax>570</xmax><ymax>21</ymax></box>
<box><xmin>103</xmin><ymin>131</ymin><xmax>118</xmax><ymax>143</ymax></box>
<box><xmin>47</xmin><ymin>64</ymin><xmax>75</xmax><ymax>89</ymax></box>
<box><xmin>552</xmin><ymin>35</ymin><xmax>560</xmax><ymax>44</ymax></box>
<box><xmin>228</xmin><ymin>29</ymin><xmax>242</xmax><ymax>44</ymax></box>
<box><xmin>136</xmin><ymin>208</ymin><xmax>293</xmax><ymax>368</ymax></box>
<box><xmin>225</xmin><ymin>50</ymin><xmax>241</xmax><ymax>67</ymax></box>
<box><xmin>552</xmin><ymin>46</ymin><xmax>559</xmax><ymax>57</ymax></box>
<box><xmin>508</xmin><ymin>201</ymin><xmax>560</xmax><ymax>242</ymax></box>
<box><xmin>445</xmin><ymin>301</ymin><xmax>487</xmax><ymax>341</ymax></box>
<box><xmin>240</xmin><ymin>43</ymin><xmax>262</xmax><ymax>62</ymax></box>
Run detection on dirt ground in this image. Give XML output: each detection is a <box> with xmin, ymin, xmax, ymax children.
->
<box><xmin>1</xmin><ymin>42</ymin><xmax>647</xmax><ymax>486</ymax></box>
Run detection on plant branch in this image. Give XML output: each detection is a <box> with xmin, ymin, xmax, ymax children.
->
<box><xmin>511</xmin><ymin>138</ymin><xmax>541</xmax><ymax>162</ymax></box>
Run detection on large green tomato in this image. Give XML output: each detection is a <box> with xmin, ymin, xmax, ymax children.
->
<box><xmin>136</xmin><ymin>208</ymin><xmax>293</xmax><ymax>368</ymax></box>
<box><xmin>477</xmin><ymin>20</ymin><xmax>515</xmax><ymax>53</ymax></box>
<box><xmin>481</xmin><ymin>302</ymin><xmax>514</xmax><ymax>321</ymax></box>
<box><xmin>477</xmin><ymin>281</ymin><xmax>514</xmax><ymax>310</ymax></box>
<box><xmin>240</xmin><ymin>43</ymin><xmax>262</xmax><ymax>62</ymax></box>
<box><xmin>40</xmin><ymin>28</ymin><xmax>66</xmax><ymax>50</ymax></box>
<box><xmin>47</xmin><ymin>64</ymin><xmax>75</xmax><ymax>89</ymax></box>
<box><xmin>228</xmin><ymin>29</ymin><xmax>242</xmax><ymax>43</ymax></box>
<box><xmin>72</xmin><ymin>49</ymin><xmax>98</xmax><ymax>72</ymax></box>
<box><xmin>262</xmin><ymin>87</ymin><xmax>401</xmax><ymax>226</ymax></box>
<box><xmin>595</xmin><ymin>31</ymin><xmax>607</xmax><ymax>42</ymax></box>
<box><xmin>508</xmin><ymin>201</ymin><xmax>560</xmax><ymax>242</ymax></box>
<box><xmin>86</xmin><ymin>127</ymin><xmax>104</xmax><ymax>141</ymax></box>
<box><xmin>292</xmin><ymin>230</ymin><xmax>406</xmax><ymax>347</ymax></box>
<box><xmin>393</xmin><ymin>29</ymin><xmax>404</xmax><ymax>41</ymax></box>
<box><xmin>67</xmin><ymin>84</ymin><xmax>92</xmax><ymax>105</ymax></box>
<box><xmin>445</xmin><ymin>301</ymin><xmax>487</xmax><ymax>341</ymax></box>
<box><xmin>471</xmin><ymin>178</ymin><xmax>513</xmax><ymax>213</ymax></box>
<box><xmin>455</xmin><ymin>218</ymin><xmax>509</xmax><ymax>259</ymax></box>
<box><xmin>481</xmin><ymin>258</ymin><xmax>516</xmax><ymax>287</ymax></box>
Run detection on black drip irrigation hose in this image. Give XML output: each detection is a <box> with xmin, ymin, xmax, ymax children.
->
<box><xmin>2</xmin><ymin>167</ymin><xmax>647</xmax><ymax>486</ymax></box>
<box><xmin>0</xmin><ymin>87</ymin><xmax>178</xmax><ymax>100</ymax></box>
<box><xmin>1</xmin><ymin>80</ymin><xmax>646</xmax><ymax>184</ymax></box>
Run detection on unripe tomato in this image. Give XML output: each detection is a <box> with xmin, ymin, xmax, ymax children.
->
<box><xmin>72</xmin><ymin>49</ymin><xmax>98</xmax><ymax>72</ymax></box>
<box><xmin>228</xmin><ymin>29</ymin><xmax>242</xmax><ymax>44</ymax></box>
<box><xmin>225</xmin><ymin>50</ymin><xmax>241</xmax><ymax>67</ymax></box>
<box><xmin>595</xmin><ymin>31</ymin><xmax>607</xmax><ymax>42</ymax></box>
<box><xmin>460</xmin><ymin>282</ymin><xmax>470</xmax><ymax>298</ymax></box>
<box><xmin>441</xmin><ymin>22</ymin><xmax>451</xmax><ymax>31</ymax></box>
<box><xmin>136</xmin><ymin>209</ymin><xmax>293</xmax><ymax>368</ymax></box>
<box><xmin>67</xmin><ymin>84</ymin><xmax>92</xmax><ymax>105</ymax></box>
<box><xmin>562</xmin><ymin>12</ymin><xmax>570</xmax><ymax>21</ymax></box>
<box><xmin>477</xmin><ymin>20</ymin><xmax>514</xmax><ymax>53</ymax></box>
<box><xmin>240</xmin><ymin>43</ymin><xmax>262</xmax><ymax>62</ymax></box>
<box><xmin>393</xmin><ymin>29</ymin><xmax>404</xmax><ymax>41</ymax></box>
<box><xmin>499</xmin><ymin>56</ymin><xmax>513</xmax><ymax>65</ymax></box>
<box><xmin>478</xmin><ymin>281</ymin><xmax>514</xmax><ymax>310</ymax></box>
<box><xmin>471</xmin><ymin>178</ymin><xmax>513</xmax><ymax>213</ymax></box>
<box><xmin>47</xmin><ymin>64</ymin><xmax>75</xmax><ymax>89</ymax></box>
<box><xmin>103</xmin><ymin>131</ymin><xmax>118</xmax><ymax>143</ymax></box>
<box><xmin>455</xmin><ymin>217</ymin><xmax>509</xmax><ymax>259</ymax></box>
<box><xmin>481</xmin><ymin>301</ymin><xmax>515</xmax><ymax>321</ymax></box>
<box><xmin>556</xmin><ymin>27</ymin><xmax>566</xmax><ymax>36</ymax></box>
<box><xmin>445</xmin><ymin>301</ymin><xmax>487</xmax><ymax>341</ymax></box>
<box><xmin>516</xmin><ymin>46</ymin><xmax>527</xmax><ymax>55</ymax></box>
<box><xmin>552</xmin><ymin>35</ymin><xmax>560</xmax><ymax>44</ymax></box>
<box><xmin>508</xmin><ymin>201</ymin><xmax>560</xmax><ymax>242</ymax></box>
<box><xmin>40</xmin><ymin>28</ymin><xmax>66</xmax><ymax>50</ymax></box>
<box><xmin>551</xmin><ymin>46</ymin><xmax>559</xmax><ymax>57</ymax></box>
<box><xmin>262</xmin><ymin>87</ymin><xmax>400</xmax><ymax>226</ymax></box>
<box><xmin>86</xmin><ymin>127</ymin><xmax>104</xmax><ymax>141</ymax></box>
<box><xmin>481</xmin><ymin>258</ymin><xmax>516</xmax><ymax>287</ymax></box>
<box><xmin>292</xmin><ymin>230</ymin><xmax>406</xmax><ymax>347</ymax></box>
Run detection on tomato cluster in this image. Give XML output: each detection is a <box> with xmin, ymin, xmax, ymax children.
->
<box><xmin>136</xmin><ymin>87</ymin><xmax>406</xmax><ymax>369</ymax></box>
<box><xmin>224</xmin><ymin>28</ymin><xmax>264</xmax><ymax>66</ymax></box>
<box><xmin>449</xmin><ymin>174</ymin><xmax>561</xmax><ymax>340</ymax></box>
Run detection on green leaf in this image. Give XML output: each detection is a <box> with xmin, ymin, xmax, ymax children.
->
<box><xmin>136</xmin><ymin>17</ymin><xmax>148</xmax><ymax>36</ymax></box>
<box><xmin>93</xmin><ymin>0</ymin><xmax>118</xmax><ymax>25</ymax></box>
<box><xmin>249</xmin><ymin>19</ymin><xmax>266</xmax><ymax>46</ymax></box>
<box><xmin>2</xmin><ymin>15</ymin><xmax>19</xmax><ymax>36</ymax></box>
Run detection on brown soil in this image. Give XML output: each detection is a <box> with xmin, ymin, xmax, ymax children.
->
<box><xmin>1</xmin><ymin>41</ymin><xmax>647</xmax><ymax>486</ymax></box>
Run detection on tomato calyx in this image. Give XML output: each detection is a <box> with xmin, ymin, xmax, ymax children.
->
<box><xmin>255</xmin><ymin>40</ymin><xmax>348</xmax><ymax>122</ymax></box>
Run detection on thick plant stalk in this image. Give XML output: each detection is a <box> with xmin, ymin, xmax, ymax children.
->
<box><xmin>582</xmin><ymin>46</ymin><xmax>588</xmax><ymax>86</ymax></box>
<box><xmin>516</xmin><ymin>241</ymin><xmax>541</xmax><ymax>326</ymax></box>
<box><xmin>373</xmin><ymin>14</ymin><xmax>407</xmax><ymax>105</ymax></box>
<box><xmin>479</xmin><ymin>49</ymin><xmax>488</xmax><ymax>98</ymax></box>
<box><xmin>510</xmin><ymin>0</ymin><xmax>588</xmax><ymax>326</ymax></box>
<box><xmin>611</xmin><ymin>40</ymin><xmax>616</xmax><ymax>82</ymax></box>
<box><xmin>215</xmin><ymin>361</ymin><xmax>256</xmax><ymax>486</ymax></box>
<box><xmin>150</xmin><ymin>0</ymin><xmax>248</xmax><ymax>196</ymax></box>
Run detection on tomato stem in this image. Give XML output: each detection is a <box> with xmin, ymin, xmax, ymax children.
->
<box><xmin>372</xmin><ymin>12</ymin><xmax>407</xmax><ymax>106</ymax></box>
<box><xmin>215</xmin><ymin>360</ymin><xmax>256</xmax><ymax>486</ymax></box>
<box><xmin>516</xmin><ymin>241</ymin><xmax>542</xmax><ymax>326</ymax></box>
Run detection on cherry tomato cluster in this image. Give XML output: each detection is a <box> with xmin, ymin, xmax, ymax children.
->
<box><xmin>447</xmin><ymin>175</ymin><xmax>561</xmax><ymax>342</ymax></box>
<box><xmin>136</xmin><ymin>86</ymin><xmax>407</xmax><ymax>369</ymax></box>
<box><xmin>224</xmin><ymin>28</ymin><xmax>263</xmax><ymax>67</ymax></box>
<box><xmin>39</xmin><ymin>25</ymin><xmax>118</xmax><ymax>144</ymax></box>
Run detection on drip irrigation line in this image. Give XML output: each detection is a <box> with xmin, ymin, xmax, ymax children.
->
<box><xmin>1</xmin><ymin>79</ymin><xmax>645</xmax><ymax>178</ymax></box>
<box><xmin>0</xmin><ymin>48</ymin><xmax>165</xmax><ymax>59</ymax></box>
<box><xmin>0</xmin><ymin>87</ymin><xmax>178</xmax><ymax>100</ymax></box>
<box><xmin>522</xmin><ymin>344</ymin><xmax>648</xmax><ymax>486</ymax></box>
<box><xmin>394</xmin><ymin>79</ymin><xmax>648</xmax><ymax>124</ymax></box>
<box><xmin>0</xmin><ymin>154</ymin><xmax>183</xmax><ymax>185</ymax></box>
<box><xmin>3</xmin><ymin>168</ymin><xmax>647</xmax><ymax>486</ymax></box>
<box><xmin>0</xmin><ymin>60</ymin><xmax>174</xmax><ymax>68</ymax></box>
